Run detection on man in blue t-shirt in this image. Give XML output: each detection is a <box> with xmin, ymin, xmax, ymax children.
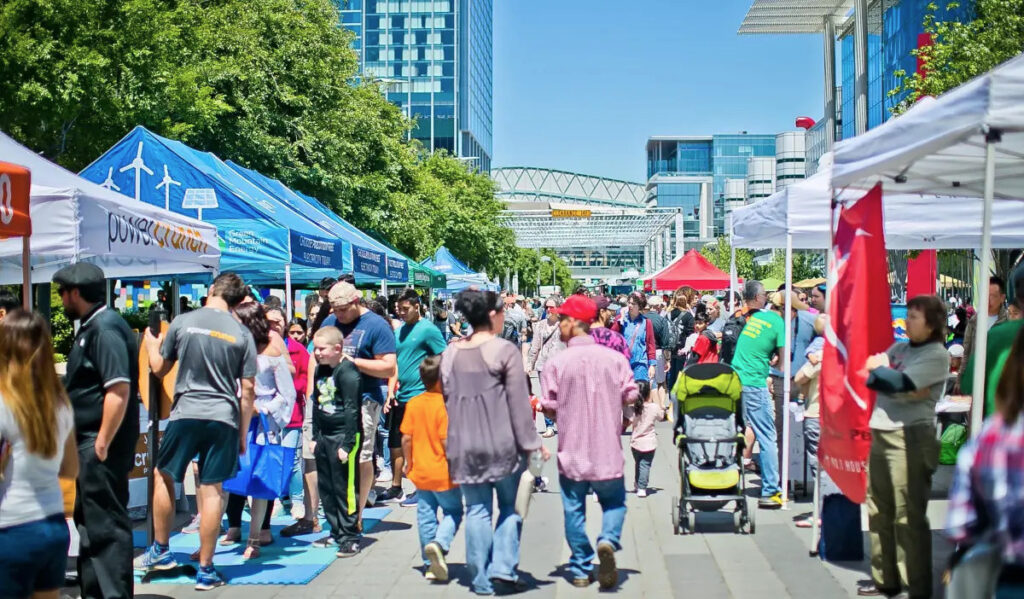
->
<box><xmin>324</xmin><ymin>282</ymin><xmax>397</xmax><ymax>528</ymax></box>
<box><xmin>379</xmin><ymin>289</ymin><xmax>447</xmax><ymax>503</ymax></box>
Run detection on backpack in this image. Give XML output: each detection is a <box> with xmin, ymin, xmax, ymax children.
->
<box><xmin>719</xmin><ymin>309</ymin><xmax>755</xmax><ymax>365</ymax></box>
<box><xmin>668</xmin><ymin>310</ymin><xmax>694</xmax><ymax>352</ymax></box>
<box><xmin>501</xmin><ymin>318</ymin><xmax>520</xmax><ymax>347</ymax></box>
<box><xmin>939</xmin><ymin>423</ymin><xmax>968</xmax><ymax>465</ymax></box>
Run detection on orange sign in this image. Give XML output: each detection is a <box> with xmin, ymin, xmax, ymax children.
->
<box><xmin>551</xmin><ymin>209</ymin><xmax>591</xmax><ymax>218</ymax></box>
<box><xmin>138</xmin><ymin>321</ymin><xmax>176</xmax><ymax>420</ymax></box>
<box><xmin>0</xmin><ymin>162</ymin><xmax>31</xmax><ymax>238</ymax></box>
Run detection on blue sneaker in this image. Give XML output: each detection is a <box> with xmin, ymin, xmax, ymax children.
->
<box><xmin>400</xmin><ymin>491</ymin><xmax>418</xmax><ymax>507</ymax></box>
<box><xmin>195</xmin><ymin>566</ymin><xmax>226</xmax><ymax>591</ymax></box>
<box><xmin>133</xmin><ymin>543</ymin><xmax>178</xmax><ymax>571</ymax></box>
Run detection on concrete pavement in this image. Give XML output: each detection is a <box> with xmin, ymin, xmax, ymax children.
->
<box><xmin>132</xmin><ymin>418</ymin><xmax>954</xmax><ymax>598</ymax></box>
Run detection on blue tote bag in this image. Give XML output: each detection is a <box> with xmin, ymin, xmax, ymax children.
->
<box><xmin>223</xmin><ymin>414</ymin><xmax>296</xmax><ymax>500</ymax></box>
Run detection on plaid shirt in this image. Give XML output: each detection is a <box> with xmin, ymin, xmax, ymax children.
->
<box><xmin>946</xmin><ymin>413</ymin><xmax>1024</xmax><ymax>564</ymax></box>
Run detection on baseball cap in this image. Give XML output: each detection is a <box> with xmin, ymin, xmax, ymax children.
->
<box><xmin>554</xmin><ymin>295</ymin><xmax>598</xmax><ymax>324</ymax></box>
<box><xmin>648</xmin><ymin>295</ymin><xmax>664</xmax><ymax>307</ymax></box>
<box><xmin>948</xmin><ymin>344</ymin><xmax>965</xmax><ymax>358</ymax></box>
<box><xmin>770</xmin><ymin>291</ymin><xmax>810</xmax><ymax>312</ymax></box>
<box><xmin>593</xmin><ymin>295</ymin><xmax>611</xmax><ymax>311</ymax></box>
<box><xmin>328</xmin><ymin>281</ymin><xmax>361</xmax><ymax>306</ymax></box>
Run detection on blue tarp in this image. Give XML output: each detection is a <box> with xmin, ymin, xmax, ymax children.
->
<box><xmin>422</xmin><ymin>246</ymin><xmax>494</xmax><ymax>294</ymax></box>
<box><xmin>225</xmin><ymin>161</ymin><xmax>405</xmax><ymax>283</ymax></box>
<box><xmin>80</xmin><ymin>127</ymin><xmax>348</xmax><ymax>282</ymax></box>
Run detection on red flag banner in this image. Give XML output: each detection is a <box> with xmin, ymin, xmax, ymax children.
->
<box><xmin>820</xmin><ymin>183</ymin><xmax>894</xmax><ymax>503</ymax></box>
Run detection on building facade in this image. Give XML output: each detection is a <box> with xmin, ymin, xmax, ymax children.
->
<box><xmin>340</xmin><ymin>0</ymin><xmax>493</xmax><ymax>171</ymax></box>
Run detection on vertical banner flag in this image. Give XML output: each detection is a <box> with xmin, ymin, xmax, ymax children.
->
<box><xmin>820</xmin><ymin>183</ymin><xmax>893</xmax><ymax>503</ymax></box>
<box><xmin>0</xmin><ymin>162</ymin><xmax>32</xmax><ymax>238</ymax></box>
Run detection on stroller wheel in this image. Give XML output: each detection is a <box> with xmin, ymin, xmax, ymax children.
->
<box><xmin>733</xmin><ymin>510</ymin><xmax>742</xmax><ymax>534</ymax></box>
<box><xmin>671</xmin><ymin>498</ymin><xmax>681</xmax><ymax>535</ymax></box>
<box><xmin>746</xmin><ymin>498</ymin><xmax>757</xmax><ymax>534</ymax></box>
<box><xmin>686</xmin><ymin>511</ymin><xmax>696</xmax><ymax>535</ymax></box>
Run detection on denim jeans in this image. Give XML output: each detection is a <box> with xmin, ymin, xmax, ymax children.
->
<box><xmin>376</xmin><ymin>408</ymin><xmax>390</xmax><ymax>466</ymax></box>
<box><xmin>631</xmin><ymin>449</ymin><xmax>654</xmax><ymax>490</ymax></box>
<box><xmin>461</xmin><ymin>472</ymin><xmax>523</xmax><ymax>594</ymax></box>
<box><xmin>742</xmin><ymin>385</ymin><xmax>780</xmax><ymax>497</ymax></box>
<box><xmin>281</xmin><ymin>427</ymin><xmax>303</xmax><ymax>507</ymax></box>
<box><xmin>416</xmin><ymin>488</ymin><xmax>464</xmax><ymax>568</ymax></box>
<box><xmin>558</xmin><ymin>476</ymin><xmax>626</xmax><ymax>579</ymax></box>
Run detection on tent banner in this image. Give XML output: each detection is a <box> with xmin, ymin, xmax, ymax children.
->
<box><xmin>412</xmin><ymin>268</ymin><xmax>431</xmax><ymax>287</ymax></box>
<box><xmin>353</xmin><ymin>245</ymin><xmax>385</xmax><ymax>278</ymax></box>
<box><xmin>430</xmin><ymin>273</ymin><xmax>447</xmax><ymax>289</ymax></box>
<box><xmin>820</xmin><ymin>184</ymin><xmax>894</xmax><ymax>503</ymax></box>
<box><xmin>83</xmin><ymin>198</ymin><xmax>220</xmax><ymax>267</ymax></box>
<box><xmin>289</xmin><ymin>231</ymin><xmax>344</xmax><ymax>270</ymax></box>
<box><xmin>0</xmin><ymin>162</ymin><xmax>31</xmax><ymax>237</ymax></box>
<box><xmin>386</xmin><ymin>255</ymin><xmax>408</xmax><ymax>282</ymax></box>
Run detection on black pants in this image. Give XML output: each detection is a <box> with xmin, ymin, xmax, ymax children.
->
<box><xmin>225</xmin><ymin>493</ymin><xmax>272</xmax><ymax>530</ymax></box>
<box><xmin>75</xmin><ymin>445</ymin><xmax>134</xmax><ymax>599</ymax></box>
<box><xmin>315</xmin><ymin>435</ymin><xmax>361</xmax><ymax>544</ymax></box>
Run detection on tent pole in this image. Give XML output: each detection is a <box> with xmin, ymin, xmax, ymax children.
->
<box><xmin>729</xmin><ymin>240</ymin><xmax>737</xmax><ymax>313</ymax></box>
<box><xmin>782</xmin><ymin>233</ymin><xmax>794</xmax><ymax>509</ymax></box>
<box><xmin>810</xmin><ymin>469</ymin><xmax>821</xmax><ymax>556</ymax></box>
<box><xmin>21</xmin><ymin>237</ymin><xmax>30</xmax><ymax>310</ymax></box>
<box><xmin>285</xmin><ymin>264</ymin><xmax>292</xmax><ymax>320</ymax></box>
<box><xmin>970</xmin><ymin>133</ymin><xmax>998</xmax><ymax>436</ymax></box>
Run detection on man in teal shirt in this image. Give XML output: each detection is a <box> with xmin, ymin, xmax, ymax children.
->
<box><xmin>962</xmin><ymin>265</ymin><xmax>1024</xmax><ymax>418</ymax></box>
<box><xmin>379</xmin><ymin>289</ymin><xmax>448</xmax><ymax>504</ymax></box>
<box><xmin>731</xmin><ymin>280</ymin><xmax>786</xmax><ymax>509</ymax></box>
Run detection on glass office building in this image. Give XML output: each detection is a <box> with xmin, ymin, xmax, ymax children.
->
<box><xmin>340</xmin><ymin>0</ymin><xmax>493</xmax><ymax>172</ymax></box>
<box><xmin>646</xmin><ymin>134</ymin><xmax>775</xmax><ymax>239</ymax></box>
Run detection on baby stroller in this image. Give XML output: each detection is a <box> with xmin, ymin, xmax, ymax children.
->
<box><xmin>670</xmin><ymin>362</ymin><xmax>754</xmax><ymax>535</ymax></box>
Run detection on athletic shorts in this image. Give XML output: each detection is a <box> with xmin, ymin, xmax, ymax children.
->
<box><xmin>655</xmin><ymin>353</ymin><xmax>667</xmax><ymax>385</ymax></box>
<box><xmin>0</xmin><ymin>514</ymin><xmax>68</xmax><ymax>597</ymax></box>
<box><xmin>360</xmin><ymin>400</ymin><xmax>381</xmax><ymax>463</ymax></box>
<box><xmin>157</xmin><ymin>419</ymin><xmax>239</xmax><ymax>484</ymax></box>
<box><xmin>387</xmin><ymin>402</ymin><xmax>407</xmax><ymax>450</ymax></box>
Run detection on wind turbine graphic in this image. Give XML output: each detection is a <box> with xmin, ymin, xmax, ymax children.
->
<box><xmin>118</xmin><ymin>142</ymin><xmax>153</xmax><ymax>201</ymax></box>
<box><xmin>99</xmin><ymin>167</ymin><xmax>120</xmax><ymax>192</ymax></box>
<box><xmin>155</xmin><ymin>165</ymin><xmax>181</xmax><ymax>210</ymax></box>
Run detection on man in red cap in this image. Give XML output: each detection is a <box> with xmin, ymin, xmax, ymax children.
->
<box><xmin>539</xmin><ymin>295</ymin><xmax>638</xmax><ymax>590</ymax></box>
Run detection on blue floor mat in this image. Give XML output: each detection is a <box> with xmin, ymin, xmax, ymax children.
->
<box><xmin>134</xmin><ymin>508</ymin><xmax>392</xmax><ymax>585</ymax></box>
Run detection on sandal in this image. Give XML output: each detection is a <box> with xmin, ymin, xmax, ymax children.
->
<box><xmin>243</xmin><ymin>540</ymin><xmax>261</xmax><ymax>560</ymax></box>
<box><xmin>219</xmin><ymin>527</ymin><xmax>241</xmax><ymax>546</ymax></box>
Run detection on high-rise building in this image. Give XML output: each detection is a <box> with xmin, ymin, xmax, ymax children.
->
<box><xmin>646</xmin><ymin>133</ymin><xmax>776</xmax><ymax>242</ymax></box>
<box><xmin>340</xmin><ymin>0</ymin><xmax>493</xmax><ymax>172</ymax></box>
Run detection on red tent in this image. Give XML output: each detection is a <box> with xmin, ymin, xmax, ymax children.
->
<box><xmin>643</xmin><ymin>249</ymin><xmax>734</xmax><ymax>292</ymax></box>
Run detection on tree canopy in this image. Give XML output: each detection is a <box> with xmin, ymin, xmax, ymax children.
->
<box><xmin>0</xmin><ymin>0</ymin><xmax>519</xmax><ymax>278</ymax></box>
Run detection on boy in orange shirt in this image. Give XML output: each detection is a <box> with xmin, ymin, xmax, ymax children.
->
<box><xmin>400</xmin><ymin>355</ymin><xmax>462</xmax><ymax>583</ymax></box>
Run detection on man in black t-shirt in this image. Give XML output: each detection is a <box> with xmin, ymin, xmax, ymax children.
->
<box><xmin>54</xmin><ymin>263</ymin><xmax>139</xmax><ymax>599</ymax></box>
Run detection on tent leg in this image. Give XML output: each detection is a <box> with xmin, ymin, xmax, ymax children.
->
<box><xmin>810</xmin><ymin>469</ymin><xmax>821</xmax><ymax>556</ymax></box>
<box><xmin>285</xmin><ymin>264</ymin><xmax>292</xmax><ymax>320</ymax></box>
<box><xmin>381</xmin><ymin>279</ymin><xmax>387</xmax><ymax>299</ymax></box>
<box><xmin>729</xmin><ymin>241</ymin><xmax>737</xmax><ymax>313</ymax></box>
<box><xmin>21</xmin><ymin>237</ymin><xmax>30</xmax><ymax>310</ymax></box>
<box><xmin>970</xmin><ymin>135</ymin><xmax>997</xmax><ymax>435</ymax></box>
<box><xmin>781</xmin><ymin>233</ymin><xmax>793</xmax><ymax>508</ymax></box>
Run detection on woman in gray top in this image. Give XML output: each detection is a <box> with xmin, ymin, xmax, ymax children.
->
<box><xmin>441</xmin><ymin>290</ymin><xmax>548</xmax><ymax>596</ymax></box>
<box><xmin>859</xmin><ymin>295</ymin><xmax>950</xmax><ymax>599</ymax></box>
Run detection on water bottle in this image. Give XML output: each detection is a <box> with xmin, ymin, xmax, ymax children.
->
<box><xmin>528</xmin><ymin>449</ymin><xmax>544</xmax><ymax>478</ymax></box>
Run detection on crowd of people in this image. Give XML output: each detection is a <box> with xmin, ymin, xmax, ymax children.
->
<box><xmin>5</xmin><ymin>261</ymin><xmax>1024</xmax><ymax>597</ymax></box>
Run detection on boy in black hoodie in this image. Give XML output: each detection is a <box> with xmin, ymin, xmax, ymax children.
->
<box><xmin>309</xmin><ymin>326</ymin><xmax>363</xmax><ymax>557</ymax></box>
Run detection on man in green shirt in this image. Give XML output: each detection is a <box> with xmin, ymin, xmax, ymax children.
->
<box><xmin>379</xmin><ymin>289</ymin><xmax>447</xmax><ymax>503</ymax></box>
<box><xmin>730</xmin><ymin>280</ymin><xmax>786</xmax><ymax>509</ymax></box>
<box><xmin>962</xmin><ymin>265</ymin><xmax>1024</xmax><ymax>417</ymax></box>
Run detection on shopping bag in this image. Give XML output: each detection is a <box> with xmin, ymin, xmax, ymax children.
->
<box><xmin>947</xmin><ymin>541</ymin><xmax>1002</xmax><ymax>599</ymax></box>
<box><xmin>223</xmin><ymin>414</ymin><xmax>296</xmax><ymax>500</ymax></box>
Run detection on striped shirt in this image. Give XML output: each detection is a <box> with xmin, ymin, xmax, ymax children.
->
<box><xmin>947</xmin><ymin>413</ymin><xmax>1024</xmax><ymax>565</ymax></box>
<box><xmin>539</xmin><ymin>335</ymin><xmax>638</xmax><ymax>481</ymax></box>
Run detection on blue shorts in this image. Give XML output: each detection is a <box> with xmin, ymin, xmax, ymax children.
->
<box><xmin>0</xmin><ymin>514</ymin><xmax>69</xmax><ymax>598</ymax></box>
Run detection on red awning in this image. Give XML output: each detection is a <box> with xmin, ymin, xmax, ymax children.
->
<box><xmin>643</xmin><ymin>249</ymin><xmax>734</xmax><ymax>292</ymax></box>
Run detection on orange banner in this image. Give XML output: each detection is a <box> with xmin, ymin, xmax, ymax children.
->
<box><xmin>0</xmin><ymin>161</ymin><xmax>31</xmax><ymax>238</ymax></box>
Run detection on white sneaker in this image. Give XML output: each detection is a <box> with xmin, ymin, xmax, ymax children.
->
<box><xmin>637</xmin><ymin>489</ymin><xmax>648</xmax><ymax>498</ymax></box>
<box><xmin>541</xmin><ymin>427</ymin><xmax>555</xmax><ymax>438</ymax></box>
<box><xmin>376</xmin><ymin>468</ymin><xmax>393</xmax><ymax>483</ymax></box>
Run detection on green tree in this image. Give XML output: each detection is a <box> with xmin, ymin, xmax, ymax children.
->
<box><xmin>761</xmin><ymin>250</ymin><xmax>824</xmax><ymax>284</ymax></box>
<box><xmin>889</xmin><ymin>0</ymin><xmax>1024</xmax><ymax>113</ymax></box>
<box><xmin>700</xmin><ymin>237</ymin><xmax>761</xmax><ymax>281</ymax></box>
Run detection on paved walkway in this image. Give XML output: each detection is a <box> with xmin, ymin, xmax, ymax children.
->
<box><xmin>133</xmin><ymin>419</ymin><xmax>954</xmax><ymax>599</ymax></box>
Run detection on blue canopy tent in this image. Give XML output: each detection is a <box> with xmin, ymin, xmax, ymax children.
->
<box><xmin>81</xmin><ymin>127</ymin><xmax>349</xmax><ymax>314</ymax></box>
<box><xmin>225</xmin><ymin>160</ymin><xmax>405</xmax><ymax>286</ymax></box>
<box><xmin>422</xmin><ymin>246</ymin><xmax>495</xmax><ymax>294</ymax></box>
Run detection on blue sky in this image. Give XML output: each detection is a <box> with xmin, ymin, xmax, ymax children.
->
<box><xmin>492</xmin><ymin>1</ymin><xmax>826</xmax><ymax>183</ymax></box>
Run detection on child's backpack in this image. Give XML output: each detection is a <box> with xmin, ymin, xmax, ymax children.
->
<box><xmin>940</xmin><ymin>423</ymin><xmax>969</xmax><ymax>465</ymax></box>
<box><xmin>719</xmin><ymin>309</ymin><xmax>756</xmax><ymax>365</ymax></box>
<box><xmin>500</xmin><ymin>318</ymin><xmax>520</xmax><ymax>346</ymax></box>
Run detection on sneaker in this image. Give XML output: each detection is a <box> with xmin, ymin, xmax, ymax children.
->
<box><xmin>311</xmin><ymin>535</ymin><xmax>337</xmax><ymax>548</ymax></box>
<box><xmin>133</xmin><ymin>543</ymin><xmax>178</xmax><ymax>572</ymax></box>
<box><xmin>533</xmin><ymin>476</ymin><xmax>548</xmax><ymax>493</ymax></box>
<box><xmin>758</xmin><ymin>493</ymin><xmax>784</xmax><ymax>509</ymax></box>
<box><xmin>636</xmin><ymin>488</ymin><xmax>648</xmax><ymax>498</ymax></box>
<box><xmin>194</xmin><ymin>566</ymin><xmax>226</xmax><ymax>591</ymax></box>
<box><xmin>366</xmin><ymin>489</ymin><xmax>378</xmax><ymax>508</ymax></box>
<box><xmin>541</xmin><ymin>427</ymin><xmax>555</xmax><ymax>438</ymax></box>
<box><xmin>376</xmin><ymin>468</ymin><xmax>394</xmax><ymax>483</ymax></box>
<box><xmin>336</xmin><ymin>541</ymin><xmax>361</xmax><ymax>558</ymax></box>
<box><xmin>425</xmin><ymin>570</ymin><xmax>437</xmax><ymax>581</ymax></box>
<box><xmin>400</xmin><ymin>492</ymin><xmax>418</xmax><ymax>507</ymax></box>
<box><xmin>280</xmin><ymin>519</ymin><xmax>315</xmax><ymax>537</ymax></box>
<box><xmin>596</xmin><ymin>541</ymin><xmax>618</xmax><ymax>590</ymax></box>
<box><xmin>376</xmin><ymin>485</ymin><xmax>405</xmax><ymax>504</ymax></box>
<box><xmin>181</xmin><ymin>514</ymin><xmax>202</xmax><ymax>534</ymax></box>
<box><xmin>572</xmin><ymin>573</ymin><xmax>595</xmax><ymax>588</ymax></box>
<box><xmin>424</xmin><ymin>541</ymin><xmax>449</xmax><ymax>582</ymax></box>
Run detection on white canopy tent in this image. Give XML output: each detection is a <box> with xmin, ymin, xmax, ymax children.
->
<box><xmin>831</xmin><ymin>51</ymin><xmax>1024</xmax><ymax>437</ymax></box>
<box><xmin>0</xmin><ymin>131</ymin><xmax>220</xmax><ymax>284</ymax></box>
